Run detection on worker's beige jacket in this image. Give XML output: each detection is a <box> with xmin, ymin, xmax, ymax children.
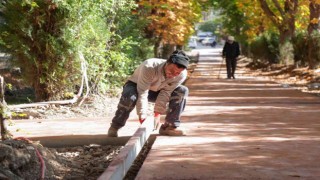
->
<box><xmin>128</xmin><ymin>58</ymin><xmax>187</xmax><ymax>118</ymax></box>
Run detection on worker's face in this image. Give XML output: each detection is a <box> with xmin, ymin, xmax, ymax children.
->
<box><xmin>165</xmin><ymin>63</ymin><xmax>184</xmax><ymax>79</ymax></box>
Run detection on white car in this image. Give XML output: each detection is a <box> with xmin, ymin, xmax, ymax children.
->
<box><xmin>197</xmin><ymin>31</ymin><xmax>213</xmax><ymax>42</ymax></box>
<box><xmin>201</xmin><ymin>37</ymin><xmax>216</xmax><ymax>46</ymax></box>
<box><xmin>188</xmin><ymin>37</ymin><xmax>197</xmax><ymax>49</ymax></box>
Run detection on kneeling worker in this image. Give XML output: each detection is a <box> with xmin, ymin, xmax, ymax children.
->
<box><xmin>107</xmin><ymin>50</ymin><xmax>189</xmax><ymax>137</ymax></box>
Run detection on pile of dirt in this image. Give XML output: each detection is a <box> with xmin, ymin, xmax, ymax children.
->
<box><xmin>0</xmin><ymin>93</ymin><xmax>126</xmax><ymax>179</ymax></box>
<box><xmin>0</xmin><ymin>139</ymin><xmax>122</xmax><ymax>179</ymax></box>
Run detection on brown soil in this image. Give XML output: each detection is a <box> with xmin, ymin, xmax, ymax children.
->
<box><xmin>0</xmin><ymin>139</ymin><xmax>122</xmax><ymax>179</ymax></box>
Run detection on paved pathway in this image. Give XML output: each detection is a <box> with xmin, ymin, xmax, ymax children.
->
<box><xmin>136</xmin><ymin>48</ymin><xmax>320</xmax><ymax>179</ymax></box>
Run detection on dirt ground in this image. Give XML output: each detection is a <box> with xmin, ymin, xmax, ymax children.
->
<box><xmin>0</xmin><ymin>139</ymin><xmax>122</xmax><ymax>179</ymax></box>
<box><xmin>241</xmin><ymin>58</ymin><xmax>320</xmax><ymax>96</ymax></box>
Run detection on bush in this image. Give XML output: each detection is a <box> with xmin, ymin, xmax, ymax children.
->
<box><xmin>249</xmin><ymin>32</ymin><xmax>279</xmax><ymax>64</ymax></box>
<box><xmin>292</xmin><ymin>31</ymin><xmax>320</xmax><ymax>68</ymax></box>
<box><xmin>307</xmin><ymin>31</ymin><xmax>320</xmax><ymax>69</ymax></box>
<box><xmin>292</xmin><ymin>32</ymin><xmax>308</xmax><ymax>67</ymax></box>
<box><xmin>82</xmin><ymin>1</ymin><xmax>153</xmax><ymax>94</ymax></box>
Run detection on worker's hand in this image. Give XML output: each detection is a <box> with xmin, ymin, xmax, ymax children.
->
<box><xmin>154</xmin><ymin>112</ymin><xmax>160</xmax><ymax>130</ymax></box>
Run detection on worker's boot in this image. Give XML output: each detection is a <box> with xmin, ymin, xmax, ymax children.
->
<box><xmin>107</xmin><ymin>126</ymin><xmax>119</xmax><ymax>137</ymax></box>
<box><xmin>159</xmin><ymin>124</ymin><xmax>186</xmax><ymax>136</ymax></box>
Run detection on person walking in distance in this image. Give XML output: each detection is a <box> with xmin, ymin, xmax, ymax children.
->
<box><xmin>107</xmin><ymin>50</ymin><xmax>189</xmax><ymax>137</ymax></box>
<box><xmin>222</xmin><ymin>36</ymin><xmax>240</xmax><ymax>79</ymax></box>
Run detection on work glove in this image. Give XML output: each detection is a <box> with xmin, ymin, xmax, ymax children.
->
<box><xmin>139</xmin><ymin>114</ymin><xmax>147</xmax><ymax>124</ymax></box>
<box><xmin>139</xmin><ymin>118</ymin><xmax>145</xmax><ymax>124</ymax></box>
<box><xmin>139</xmin><ymin>113</ymin><xmax>160</xmax><ymax>130</ymax></box>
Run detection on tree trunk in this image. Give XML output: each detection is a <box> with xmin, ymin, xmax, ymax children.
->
<box><xmin>279</xmin><ymin>29</ymin><xmax>291</xmax><ymax>44</ymax></box>
<box><xmin>284</xmin><ymin>0</ymin><xmax>298</xmax><ymax>38</ymax></box>
<box><xmin>307</xmin><ymin>38</ymin><xmax>315</xmax><ymax>69</ymax></box>
<box><xmin>34</xmin><ymin>84</ymin><xmax>50</xmax><ymax>102</ymax></box>
<box><xmin>0</xmin><ymin>76</ymin><xmax>11</xmax><ymax>141</ymax></box>
<box><xmin>176</xmin><ymin>45</ymin><xmax>183</xmax><ymax>50</ymax></box>
<box><xmin>307</xmin><ymin>1</ymin><xmax>320</xmax><ymax>69</ymax></box>
<box><xmin>161</xmin><ymin>44</ymin><xmax>175</xmax><ymax>59</ymax></box>
<box><xmin>154</xmin><ymin>38</ymin><xmax>162</xmax><ymax>58</ymax></box>
<box><xmin>307</xmin><ymin>1</ymin><xmax>320</xmax><ymax>34</ymax></box>
<box><xmin>33</xmin><ymin>76</ymin><xmax>50</xmax><ymax>101</ymax></box>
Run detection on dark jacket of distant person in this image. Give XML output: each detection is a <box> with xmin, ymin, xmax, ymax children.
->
<box><xmin>222</xmin><ymin>39</ymin><xmax>240</xmax><ymax>59</ymax></box>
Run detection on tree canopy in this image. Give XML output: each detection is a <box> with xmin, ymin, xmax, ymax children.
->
<box><xmin>137</xmin><ymin>0</ymin><xmax>202</xmax><ymax>57</ymax></box>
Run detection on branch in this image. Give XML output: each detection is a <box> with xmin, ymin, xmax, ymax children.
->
<box><xmin>258</xmin><ymin>0</ymin><xmax>281</xmax><ymax>28</ymax></box>
<box><xmin>271</xmin><ymin>0</ymin><xmax>285</xmax><ymax>17</ymax></box>
<box><xmin>7</xmin><ymin>98</ymin><xmax>78</xmax><ymax>109</ymax></box>
<box><xmin>77</xmin><ymin>52</ymin><xmax>89</xmax><ymax>107</ymax></box>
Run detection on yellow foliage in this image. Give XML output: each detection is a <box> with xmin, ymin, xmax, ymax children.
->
<box><xmin>138</xmin><ymin>0</ymin><xmax>201</xmax><ymax>45</ymax></box>
<box><xmin>310</xmin><ymin>18</ymin><xmax>319</xmax><ymax>24</ymax></box>
<box><xmin>236</xmin><ymin>0</ymin><xmax>271</xmax><ymax>40</ymax></box>
<box><xmin>236</xmin><ymin>0</ymin><xmax>312</xmax><ymax>40</ymax></box>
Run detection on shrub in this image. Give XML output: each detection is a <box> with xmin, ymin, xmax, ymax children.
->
<box><xmin>307</xmin><ymin>31</ymin><xmax>320</xmax><ymax>69</ymax></box>
<box><xmin>292</xmin><ymin>32</ymin><xmax>308</xmax><ymax>67</ymax></box>
<box><xmin>82</xmin><ymin>1</ymin><xmax>153</xmax><ymax>94</ymax></box>
<box><xmin>292</xmin><ymin>31</ymin><xmax>320</xmax><ymax>68</ymax></box>
<box><xmin>249</xmin><ymin>32</ymin><xmax>279</xmax><ymax>65</ymax></box>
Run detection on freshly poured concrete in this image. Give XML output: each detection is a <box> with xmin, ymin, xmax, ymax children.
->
<box><xmin>136</xmin><ymin>48</ymin><xmax>320</xmax><ymax>179</ymax></box>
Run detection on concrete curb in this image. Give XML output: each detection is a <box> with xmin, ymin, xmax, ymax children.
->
<box><xmin>98</xmin><ymin>116</ymin><xmax>155</xmax><ymax>180</ymax></box>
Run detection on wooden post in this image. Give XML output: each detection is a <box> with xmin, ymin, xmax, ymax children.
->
<box><xmin>0</xmin><ymin>76</ymin><xmax>11</xmax><ymax>140</ymax></box>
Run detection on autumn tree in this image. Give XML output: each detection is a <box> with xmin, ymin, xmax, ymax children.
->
<box><xmin>257</xmin><ymin>0</ymin><xmax>299</xmax><ymax>44</ymax></box>
<box><xmin>137</xmin><ymin>0</ymin><xmax>201</xmax><ymax>58</ymax></box>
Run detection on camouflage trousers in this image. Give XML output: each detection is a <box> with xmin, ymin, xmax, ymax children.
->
<box><xmin>111</xmin><ymin>81</ymin><xmax>188</xmax><ymax>129</ymax></box>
